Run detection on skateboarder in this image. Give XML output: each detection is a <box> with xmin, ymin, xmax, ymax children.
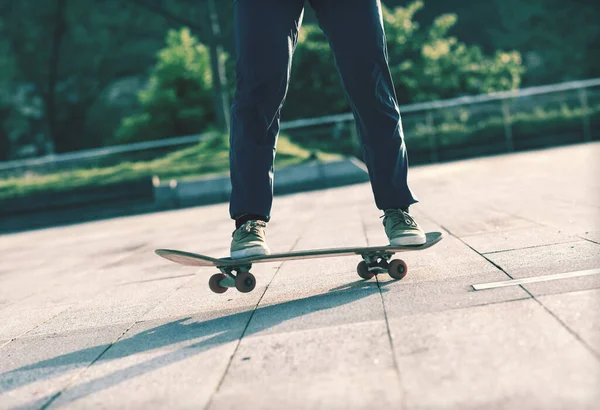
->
<box><xmin>229</xmin><ymin>0</ymin><xmax>426</xmax><ymax>259</ymax></box>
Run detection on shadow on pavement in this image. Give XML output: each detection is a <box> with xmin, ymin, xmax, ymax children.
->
<box><xmin>2</xmin><ymin>280</ymin><xmax>391</xmax><ymax>408</ymax></box>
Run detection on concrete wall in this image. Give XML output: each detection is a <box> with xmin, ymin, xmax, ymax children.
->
<box><xmin>0</xmin><ymin>159</ymin><xmax>370</xmax><ymax>233</ymax></box>
<box><xmin>154</xmin><ymin>159</ymin><xmax>370</xmax><ymax>210</ymax></box>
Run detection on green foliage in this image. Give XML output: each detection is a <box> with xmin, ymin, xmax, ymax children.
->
<box><xmin>0</xmin><ymin>133</ymin><xmax>338</xmax><ymax>200</ymax></box>
<box><xmin>285</xmin><ymin>1</ymin><xmax>524</xmax><ymax>119</ymax></box>
<box><xmin>399</xmin><ymin>103</ymin><xmax>600</xmax><ymax>153</ymax></box>
<box><xmin>1</xmin><ymin>0</ymin><xmax>592</xmax><ymax>160</ymax></box>
<box><xmin>490</xmin><ymin>0</ymin><xmax>600</xmax><ymax>84</ymax></box>
<box><xmin>388</xmin><ymin>3</ymin><xmax>524</xmax><ymax>101</ymax></box>
<box><xmin>0</xmin><ymin>0</ymin><xmax>171</xmax><ymax>154</ymax></box>
<box><xmin>286</xmin><ymin>102</ymin><xmax>599</xmax><ymax>159</ymax></box>
<box><xmin>115</xmin><ymin>28</ymin><xmax>216</xmax><ymax>144</ymax></box>
<box><xmin>384</xmin><ymin>0</ymin><xmax>599</xmax><ymax>85</ymax></box>
<box><xmin>0</xmin><ymin>17</ymin><xmax>14</xmax><ymax>160</ymax></box>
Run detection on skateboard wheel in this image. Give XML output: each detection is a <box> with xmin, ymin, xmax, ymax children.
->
<box><xmin>235</xmin><ymin>272</ymin><xmax>256</xmax><ymax>293</ymax></box>
<box><xmin>388</xmin><ymin>259</ymin><xmax>408</xmax><ymax>280</ymax></box>
<box><xmin>357</xmin><ymin>261</ymin><xmax>375</xmax><ymax>280</ymax></box>
<box><xmin>209</xmin><ymin>274</ymin><xmax>228</xmax><ymax>294</ymax></box>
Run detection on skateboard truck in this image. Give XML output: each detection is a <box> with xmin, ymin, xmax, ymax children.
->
<box><xmin>357</xmin><ymin>251</ymin><xmax>407</xmax><ymax>280</ymax></box>
<box><xmin>209</xmin><ymin>264</ymin><xmax>256</xmax><ymax>294</ymax></box>
<box><xmin>209</xmin><ymin>251</ymin><xmax>408</xmax><ymax>294</ymax></box>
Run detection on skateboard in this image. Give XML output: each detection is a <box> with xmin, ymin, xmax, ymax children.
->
<box><xmin>156</xmin><ymin>232</ymin><xmax>443</xmax><ymax>294</ymax></box>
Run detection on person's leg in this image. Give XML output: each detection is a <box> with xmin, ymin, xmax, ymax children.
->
<box><xmin>310</xmin><ymin>0</ymin><xmax>425</xmax><ymax>244</ymax></box>
<box><xmin>229</xmin><ymin>0</ymin><xmax>305</xmax><ymax>257</ymax></box>
<box><xmin>229</xmin><ymin>0</ymin><xmax>305</xmax><ymax>227</ymax></box>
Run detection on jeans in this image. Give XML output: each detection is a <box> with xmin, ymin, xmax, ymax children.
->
<box><xmin>229</xmin><ymin>0</ymin><xmax>418</xmax><ymax>222</ymax></box>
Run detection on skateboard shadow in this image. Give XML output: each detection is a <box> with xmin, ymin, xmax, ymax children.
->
<box><xmin>2</xmin><ymin>280</ymin><xmax>392</xmax><ymax>407</ymax></box>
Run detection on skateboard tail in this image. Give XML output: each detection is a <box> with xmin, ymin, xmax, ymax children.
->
<box><xmin>155</xmin><ymin>249</ymin><xmax>219</xmax><ymax>267</ymax></box>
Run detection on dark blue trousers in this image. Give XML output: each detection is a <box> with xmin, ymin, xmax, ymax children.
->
<box><xmin>229</xmin><ymin>0</ymin><xmax>418</xmax><ymax>222</ymax></box>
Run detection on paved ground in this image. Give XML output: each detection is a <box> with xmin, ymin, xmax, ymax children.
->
<box><xmin>0</xmin><ymin>142</ymin><xmax>599</xmax><ymax>409</ymax></box>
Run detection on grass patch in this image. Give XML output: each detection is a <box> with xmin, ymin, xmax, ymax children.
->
<box><xmin>285</xmin><ymin>103</ymin><xmax>600</xmax><ymax>157</ymax></box>
<box><xmin>408</xmin><ymin>103</ymin><xmax>600</xmax><ymax>150</ymax></box>
<box><xmin>0</xmin><ymin>133</ymin><xmax>341</xmax><ymax>200</ymax></box>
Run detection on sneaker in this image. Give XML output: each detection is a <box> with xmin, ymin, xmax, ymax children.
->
<box><xmin>230</xmin><ymin>220</ymin><xmax>271</xmax><ymax>259</ymax></box>
<box><xmin>382</xmin><ymin>209</ymin><xmax>427</xmax><ymax>246</ymax></box>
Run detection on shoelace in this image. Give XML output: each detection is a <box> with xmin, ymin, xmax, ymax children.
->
<box><xmin>382</xmin><ymin>209</ymin><xmax>417</xmax><ymax>228</ymax></box>
<box><xmin>235</xmin><ymin>220</ymin><xmax>267</xmax><ymax>237</ymax></box>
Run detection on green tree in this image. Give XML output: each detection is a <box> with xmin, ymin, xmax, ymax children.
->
<box><xmin>0</xmin><ymin>0</ymin><xmax>170</xmax><ymax>153</ymax></box>
<box><xmin>284</xmin><ymin>1</ymin><xmax>523</xmax><ymax>119</ymax></box>
<box><xmin>384</xmin><ymin>0</ymin><xmax>600</xmax><ymax>86</ymax></box>
<box><xmin>490</xmin><ymin>0</ymin><xmax>600</xmax><ymax>84</ymax></box>
<box><xmin>0</xmin><ymin>24</ymin><xmax>13</xmax><ymax>160</ymax></box>
<box><xmin>116</xmin><ymin>27</ymin><xmax>217</xmax><ymax>143</ymax></box>
<box><xmin>386</xmin><ymin>3</ymin><xmax>523</xmax><ymax>102</ymax></box>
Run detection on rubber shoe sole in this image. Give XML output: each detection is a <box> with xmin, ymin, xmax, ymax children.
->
<box><xmin>389</xmin><ymin>232</ymin><xmax>427</xmax><ymax>246</ymax></box>
<box><xmin>231</xmin><ymin>245</ymin><xmax>270</xmax><ymax>259</ymax></box>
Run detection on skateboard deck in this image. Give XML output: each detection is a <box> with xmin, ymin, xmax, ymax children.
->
<box><xmin>156</xmin><ymin>231</ymin><xmax>443</xmax><ymax>294</ymax></box>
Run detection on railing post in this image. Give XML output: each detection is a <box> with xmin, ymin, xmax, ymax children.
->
<box><xmin>332</xmin><ymin>121</ymin><xmax>343</xmax><ymax>140</ymax></box>
<box><xmin>501</xmin><ymin>99</ymin><xmax>514</xmax><ymax>152</ymax></box>
<box><xmin>349</xmin><ymin>120</ymin><xmax>359</xmax><ymax>153</ymax></box>
<box><xmin>426</xmin><ymin>110</ymin><xmax>438</xmax><ymax>163</ymax></box>
<box><xmin>578</xmin><ymin>87</ymin><xmax>592</xmax><ymax>142</ymax></box>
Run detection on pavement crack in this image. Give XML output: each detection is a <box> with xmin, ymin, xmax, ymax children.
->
<box><xmin>481</xmin><ymin>240</ymin><xmax>583</xmax><ymax>255</ymax></box>
<box><xmin>204</xmin><ymin>204</ymin><xmax>320</xmax><ymax>409</ymax></box>
<box><xmin>204</xmin><ymin>277</ymin><xmax>271</xmax><ymax>410</ymax></box>
<box><xmin>117</xmin><ymin>272</ymin><xmax>196</xmax><ymax>286</ymax></box>
<box><xmin>375</xmin><ymin>276</ymin><xmax>406</xmax><ymax>410</ymax></box>
<box><xmin>439</xmin><ymin>224</ymin><xmax>516</xmax><ymax>281</ymax></box>
<box><xmin>37</xmin><ymin>276</ymin><xmax>195</xmax><ymax>410</ymax></box>
<box><xmin>0</xmin><ymin>306</ymin><xmax>73</xmax><ymax>352</ymax></box>
<box><xmin>38</xmin><ymin>319</ymin><xmax>139</xmax><ymax>410</ymax></box>
<box><xmin>533</xmin><ymin>299</ymin><xmax>600</xmax><ymax>362</ymax></box>
<box><xmin>578</xmin><ymin>235</ymin><xmax>600</xmax><ymax>245</ymax></box>
<box><xmin>360</xmin><ymin>211</ymin><xmax>405</xmax><ymax>409</ymax></box>
<box><xmin>439</xmin><ymin>225</ymin><xmax>600</xmax><ymax>362</ymax></box>
<box><xmin>7</xmin><ymin>243</ymin><xmax>162</xmax><ymax>354</ymax></box>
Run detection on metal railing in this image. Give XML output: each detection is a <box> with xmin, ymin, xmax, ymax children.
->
<box><xmin>280</xmin><ymin>77</ymin><xmax>600</xmax><ymax>164</ymax></box>
<box><xmin>0</xmin><ymin>133</ymin><xmax>212</xmax><ymax>177</ymax></box>
<box><xmin>1</xmin><ymin>78</ymin><xmax>599</xmax><ymax>177</ymax></box>
<box><xmin>280</xmin><ymin>78</ymin><xmax>600</xmax><ymax>129</ymax></box>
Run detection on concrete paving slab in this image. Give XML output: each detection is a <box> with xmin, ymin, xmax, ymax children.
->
<box><xmin>0</xmin><ymin>223</ymin><xmax>167</xmax><ymax>309</ymax></box>
<box><xmin>368</xmin><ymin>216</ymin><xmax>531</xmax><ymax>317</ymax></box>
<box><xmin>485</xmin><ymin>241</ymin><xmax>600</xmax><ymax>296</ymax></box>
<box><xmin>410</xmin><ymin>144</ymin><xmax>599</xmax><ymax>243</ymax></box>
<box><xmin>245</xmin><ymin>277</ymin><xmax>384</xmax><ymax>336</ymax></box>
<box><xmin>50</xmin><ymin>270</ymin><xmax>386</xmax><ymax>408</ymax></box>
<box><xmin>12</xmin><ymin>188</ymin><xmax>333</xmax><ymax>408</ymax></box>
<box><xmin>378</xmin><ymin>274</ymin><xmax>529</xmax><ymax>318</ymax></box>
<box><xmin>27</xmin><ymin>274</ymin><xmax>192</xmax><ymax>337</ymax></box>
<box><xmin>0</xmin><ymin>303</ymin><xmax>72</xmax><ymax>342</ymax></box>
<box><xmin>363</xmin><ymin>212</ymin><xmax>515</xmax><ymax>285</ymax></box>
<box><xmin>433</xmin><ymin>209</ymin><xmax>539</xmax><ymax>238</ymax></box>
<box><xmin>497</xmin><ymin>200</ymin><xmax>600</xmax><ymax>238</ymax></box>
<box><xmin>209</xmin><ymin>321</ymin><xmax>401</xmax><ymax>410</ymax></box>
<box><xmin>45</xmin><ymin>315</ymin><xmax>249</xmax><ymax>410</ymax></box>
<box><xmin>205</xmin><ymin>200</ymin><xmax>401</xmax><ymax>408</ymax></box>
<box><xmin>537</xmin><ymin>288</ymin><xmax>600</xmax><ymax>356</ymax></box>
<box><xmin>1</xmin><ymin>143</ymin><xmax>599</xmax><ymax>409</ymax></box>
<box><xmin>461</xmin><ymin>226</ymin><xmax>580</xmax><ymax>254</ymax></box>
<box><xmin>139</xmin><ymin>274</ymin><xmax>265</xmax><ymax>322</ymax></box>
<box><xmin>0</xmin><ymin>324</ymin><xmax>127</xmax><ymax>410</ymax></box>
<box><xmin>244</xmin><ymin>197</ymin><xmax>387</xmax><ymax>334</ymax></box>
<box><xmin>389</xmin><ymin>299</ymin><xmax>600</xmax><ymax>410</ymax></box>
